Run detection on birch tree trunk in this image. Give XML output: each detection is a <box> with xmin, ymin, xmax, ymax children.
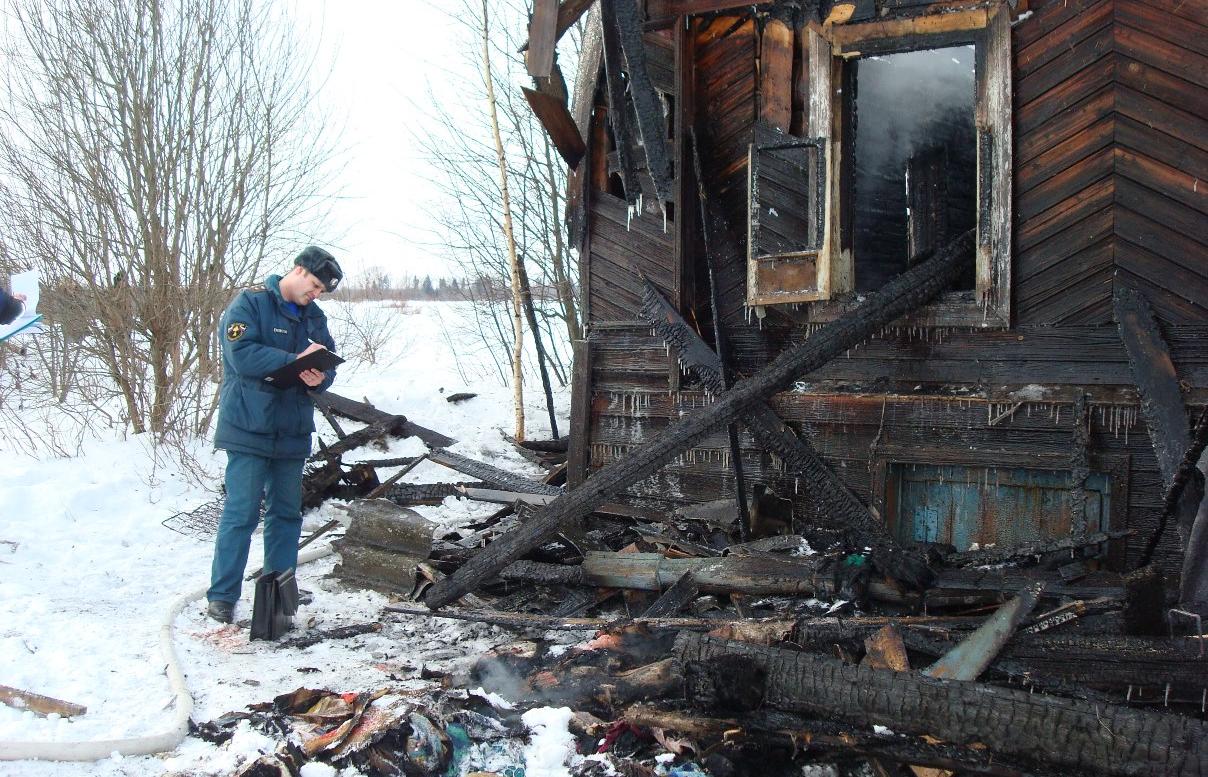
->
<box><xmin>480</xmin><ymin>0</ymin><xmax>525</xmax><ymax>440</ymax></box>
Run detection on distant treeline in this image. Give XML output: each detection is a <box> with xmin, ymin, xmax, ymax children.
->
<box><xmin>330</xmin><ymin>272</ymin><xmax>564</xmax><ymax>303</ymax></box>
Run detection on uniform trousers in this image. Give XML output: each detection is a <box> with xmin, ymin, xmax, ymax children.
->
<box><xmin>207</xmin><ymin>450</ymin><xmax>305</xmax><ymax>604</ymax></box>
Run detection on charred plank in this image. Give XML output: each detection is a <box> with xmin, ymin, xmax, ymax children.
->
<box><xmin>598</xmin><ymin>0</ymin><xmax>642</xmax><ymax>205</ymax></box>
<box><xmin>312</xmin><ymin>391</ymin><xmax>456</xmax><ymax>448</ymax></box>
<box><xmin>1114</xmin><ymin>284</ymin><xmax>1189</xmax><ymax>485</ymax></box>
<box><xmin>427</xmin><ymin>448</ymin><xmax>562</xmax><ymax>496</ymax></box>
<box><xmin>641</xmin><ymin>571</ymin><xmax>700</xmax><ymax>617</ymax></box>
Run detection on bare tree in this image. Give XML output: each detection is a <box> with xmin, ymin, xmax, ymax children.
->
<box><xmin>414</xmin><ymin>0</ymin><xmax>581</xmax><ymax>418</ymax></box>
<box><xmin>479</xmin><ymin>0</ymin><xmax>528</xmax><ymax>440</ymax></box>
<box><xmin>0</xmin><ymin>0</ymin><xmax>334</xmax><ymax>439</ymax></box>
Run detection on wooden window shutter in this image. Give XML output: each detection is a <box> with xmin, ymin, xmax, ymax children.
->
<box><xmin>746</xmin><ymin>25</ymin><xmax>838</xmax><ymax>307</ymax></box>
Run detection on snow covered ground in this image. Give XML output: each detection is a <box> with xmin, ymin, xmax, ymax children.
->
<box><xmin>0</xmin><ymin>300</ymin><xmax>582</xmax><ymax>776</ymax></box>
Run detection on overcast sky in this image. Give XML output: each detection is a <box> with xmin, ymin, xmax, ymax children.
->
<box><xmin>301</xmin><ymin>1</ymin><xmax>473</xmax><ymax>282</ymax></box>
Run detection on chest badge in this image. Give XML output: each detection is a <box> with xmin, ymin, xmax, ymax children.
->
<box><xmin>226</xmin><ymin>322</ymin><xmax>248</xmax><ymax>341</ymax></box>
<box><xmin>273</xmin><ymin>327</ymin><xmax>288</xmax><ymax>334</ymax></box>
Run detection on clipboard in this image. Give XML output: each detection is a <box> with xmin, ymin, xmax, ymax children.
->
<box><xmin>263</xmin><ymin>348</ymin><xmax>344</xmax><ymax>389</ymax></box>
<box><xmin>0</xmin><ymin>313</ymin><xmax>43</xmax><ymax>342</ymax></box>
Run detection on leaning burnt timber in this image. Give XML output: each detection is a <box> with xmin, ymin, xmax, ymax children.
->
<box><xmin>640</xmin><ymin>276</ymin><xmax>929</xmax><ymax>585</ymax></box>
<box><xmin>674</xmin><ymin>633</ymin><xmax>1208</xmax><ymax>777</ymax></box>
<box><xmin>424</xmin><ymin>230</ymin><xmax>974</xmax><ymax>609</ymax></box>
<box><xmin>1115</xmin><ymin>285</ymin><xmax>1208</xmax><ymax>605</ymax></box>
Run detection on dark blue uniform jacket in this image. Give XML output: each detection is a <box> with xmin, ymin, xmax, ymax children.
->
<box><xmin>0</xmin><ymin>287</ymin><xmax>23</xmax><ymax>325</ymax></box>
<box><xmin>214</xmin><ymin>274</ymin><xmax>336</xmax><ymax>459</ymax></box>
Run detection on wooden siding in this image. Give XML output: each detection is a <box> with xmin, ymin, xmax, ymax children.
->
<box><xmin>1014</xmin><ymin>0</ymin><xmax>1208</xmax><ymax>325</ymax></box>
<box><xmin>586</xmin><ymin>192</ymin><xmax>676</xmax><ymax>322</ymax></box>
<box><xmin>585</xmin><ymin>385</ymin><xmax>1197</xmax><ymax>573</ymax></box>
<box><xmin>693</xmin><ymin>15</ymin><xmax>757</xmax><ymax>226</ymax></box>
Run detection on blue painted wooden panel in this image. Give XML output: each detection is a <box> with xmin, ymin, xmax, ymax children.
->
<box><xmin>891</xmin><ymin>464</ymin><xmax>1109</xmax><ymax>550</ymax></box>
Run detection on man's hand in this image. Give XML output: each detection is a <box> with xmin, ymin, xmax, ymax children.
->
<box><xmin>297</xmin><ymin>342</ymin><xmax>328</xmax><ymax>388</ymax></box>
<box><xmin>13</xmin><ymin>293</ymin><xmax>26</xmax><ymax>303</ymax></box>
<box><xmin>299</xmin><ymin>368</ymin><xmax>325</xmax><ymax>388</ymax></box>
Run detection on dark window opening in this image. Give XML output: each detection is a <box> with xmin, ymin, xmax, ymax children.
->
<box><xmin>851</xmin><ymin>46</ymin><xmax>977</xmax><ymax>293</ymax></box>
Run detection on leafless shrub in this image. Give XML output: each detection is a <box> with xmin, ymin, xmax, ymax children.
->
<box><xmin>0</xmin><ymin>0</ymin><xmax>336</xmax><ymax>446</ymax></box>
<box><xmin>325</xmin><ymin>301</ymin><xmax>409</xmax><ymax>368</ymax></box>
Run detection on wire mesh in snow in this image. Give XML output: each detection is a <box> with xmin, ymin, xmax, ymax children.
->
<box><xmin>162</xmin><ymin>499</ymin><xmax>230</xmax><ymax>540</ymax></box>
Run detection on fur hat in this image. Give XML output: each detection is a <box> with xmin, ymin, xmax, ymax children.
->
<box><xmin>294</xmin><ymin>246</ymin><xmax>343</xmax><ymax>292</ymax></box>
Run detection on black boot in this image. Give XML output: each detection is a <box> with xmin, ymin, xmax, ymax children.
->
<box><xmin>207</xmin><ymin>600</ymin><xmax>235</xmax><ymax>624</ymax></box>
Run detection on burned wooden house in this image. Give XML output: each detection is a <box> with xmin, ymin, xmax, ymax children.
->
<box><xmin>387</xmin><ymin>7</ymin><xmax>1208</xmax><ymax>770</ymax></box>
<box><xmin>501</xmin><ymin>0</ymin><xmax>1208</xmax><ymax>601</ymax></box>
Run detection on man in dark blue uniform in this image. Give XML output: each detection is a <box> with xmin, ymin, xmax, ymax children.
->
<box><xmin>206</xmin><ymin>246</ymin><xmax>343</xmax><ymax>623</ymax></box>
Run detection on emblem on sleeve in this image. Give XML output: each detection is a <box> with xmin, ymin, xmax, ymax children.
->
<box><xmin>226</xmin><ymin>322</ymin><xmax>248</xmax><ymax>341</ymax></box>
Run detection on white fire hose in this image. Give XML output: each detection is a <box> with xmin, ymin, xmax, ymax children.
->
<box><xmin>0</xmin><ymin>544</ymin><xmax>335</xmax><ymax>762</ymax></box>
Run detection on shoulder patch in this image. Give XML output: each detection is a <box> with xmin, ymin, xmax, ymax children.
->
<box><xmin>226</xmin><ymin>322</ymin><xmax>248</xmax><ymax>341</ymax></box>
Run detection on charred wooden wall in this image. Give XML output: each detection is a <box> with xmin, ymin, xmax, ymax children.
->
<box><xmin>576</xmin><ymin>0</ymin><xmax>1208</xmax><ymax>574</ymax></box>
<box><xmin>1014</xmin><ymin>0</ymin><xmax>1208</xmax><ymax>324</ymax></box>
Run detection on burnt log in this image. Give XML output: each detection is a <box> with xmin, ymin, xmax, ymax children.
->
<box><xmin>623</xmin><ymin>704</ymin><xmax>1059</xmax><ymax>777</ymax></box>
<box><xmin>382</xmin><ymin>602</ymin><xmax>791</xmax><ymax>632</ymax></box>
<box><xmin>530</xmin><ymin>657</ymin><xmax>682</xmax><ymax>710</ymax></box>
<box><xmin>1000</xmin><ymin>633</ymin><xmax>1208</xmax><ymax>697</ymax></box>
<box><xmin>424</xmin><ymin>230</ymin><xmax>975</xmax><ymax>609</ymax></box>
<box><xmin>302</xmin><ymin>461</ymin><xmax>345</xmax><ymax>510</ymax></box>
<box><xmin>383</xmin><ymin>482</ymin><xmax>480</xmax><ymax>506</ymax></box>
<box><xmin>946</xmin><ymin>531</ymin><xmax>1127</xmax><ymax>568</ymax></box>
<box><xmin>495</xmin><ymin>552</ymin><xmax>909</xmax><ymax>603</ymax></box>
<box><xmin>674</xmin><ymin>632</ymin><xmax>1208</xmax><ymax>777</ymax></box>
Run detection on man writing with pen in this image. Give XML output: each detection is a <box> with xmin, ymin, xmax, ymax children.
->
<box><xmin>206</xmin><ymin>246</ymin><xmax>343</xmax><ymax>624</ymax></box>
